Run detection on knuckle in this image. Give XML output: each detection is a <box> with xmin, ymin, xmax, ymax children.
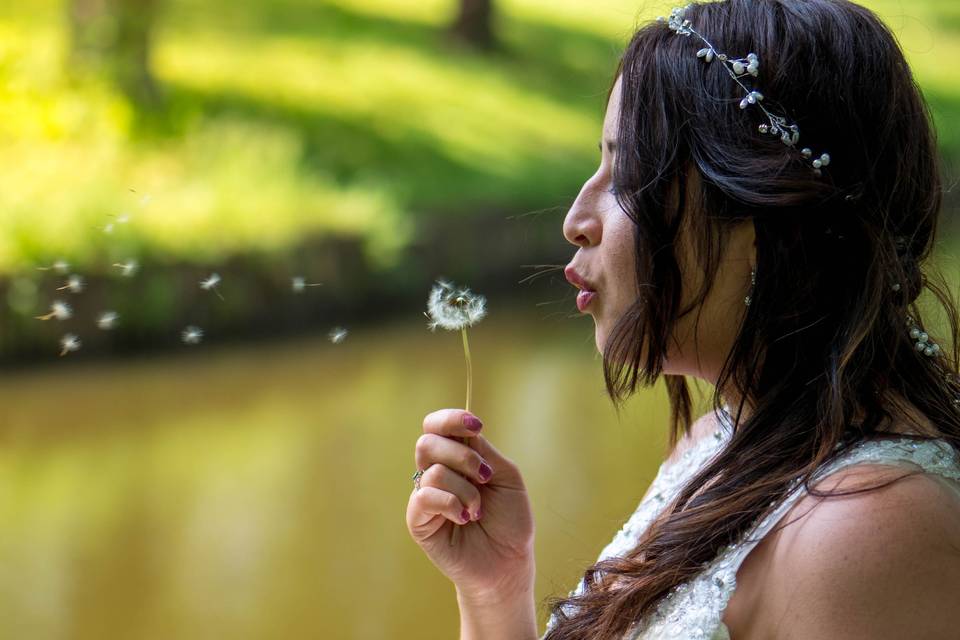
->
<box><xmin>415</xmin><ymin>433</ymin><xmax>434</xmax><ymax>458</ymax></box>
<box><xmin>421</xmin><ymin>463</ymin><xmax>444</xmax><ymax>485</ymax></box>
<box><xmin>416</xmin><ymin>486</ymin><xmax>438</xmax><ymax>506</ymax></box>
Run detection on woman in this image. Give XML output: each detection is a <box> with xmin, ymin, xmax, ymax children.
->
<box><xmin>405</xmin><ymin>1</ymin><xmax>960</xmax><ymax>637</ymax></box>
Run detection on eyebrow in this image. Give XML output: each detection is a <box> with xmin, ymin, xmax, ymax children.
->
<box><xmin>598</xmin><ymin>139</ymin><xmax>618</xmax><ymax>153</ymax></box>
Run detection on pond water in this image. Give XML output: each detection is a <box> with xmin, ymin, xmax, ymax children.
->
<box><xmin>0</xmin><ymin>306</ymin><xmax>695</xmax><ymax>639</ymax></box>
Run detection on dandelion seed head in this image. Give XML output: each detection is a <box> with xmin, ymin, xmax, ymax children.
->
<box><xmin>113</xmin><ymin>260</ymin><xmax>139</xmax><ymax>277</ymax></box>
<box><xmin>59</xmin><ymin>274</ymin><xmax>85</xmax><ymax>293</ymax></box>
<box><xmin>47</xmin><ymin>300</ymin><xmax>73</xmax><ymax>321</ymax></box>
<box><xmin>97</xmin><ymin>311</ymin><xmax>119</xmax><ymax>330</ymax></box>
<box><xmin>181</xmin><ymin>326</ymin><xmax>203</xmax><ymax>345</ymax></box>
<box><xmin>425</xmin><ymin>279</ymin><xmax>487</xmax><ymax>331</ymax></box>
<box><xmin>60</xmin><ymin>333</ymin><xmax>81</xmax><ymax>356</ymax></box>
<box><xmin>200</xmin><ymin>273</ymin><xmax>221</xmax><ymax>290</ymax></box>
<box><xmin>291</xmin><ymin>276</ymin><xmax>322</xmax><ymax>293</ymax></box>
<box><xmin>328</xmin><ymin>327</ymin><xmax>348</xmax><ymax>344</ymax></box>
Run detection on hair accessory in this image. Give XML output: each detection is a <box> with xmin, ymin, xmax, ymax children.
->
<box><xmin>744</xmin><ymin>267</ymin><xmax>756</xmax><ymax>307</ymax></box>
<box><xmin>906</xmin><ymin>316</ymin><xmax>941</xmax><ymax>358</ymax></box>
<box><xmin>658</xmin><ymin>5</ymin><xmax>832</xmax><ymax>177</ymax></box>
<box><xmin>905</xmin><ymin>315</ymin><xmax>960</xmax><ymax>409</ymax></box>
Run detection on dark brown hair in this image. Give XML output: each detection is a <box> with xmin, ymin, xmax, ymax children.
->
<box><xmin>544</xmin><ymin>1</ymin><xmax>960</xmax><ymax>638</ymax></box>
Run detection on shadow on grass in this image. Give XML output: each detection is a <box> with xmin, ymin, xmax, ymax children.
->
<box><xmin>165</xmin><ymin>0</ymin><xmax>624</xmax><ymax>109</ymax></box>
<box><xmin>142</xmin><ymin>0</ymin><xmax>960</xmax><ymax>220</ymax></box>
<box><xmin>154</xmin><ymin>81</ymin><xmax>584</xmax><ymax>217</ymax></box>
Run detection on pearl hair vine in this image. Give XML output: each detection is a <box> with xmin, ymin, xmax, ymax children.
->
<box><xmin>658</xmin><ymin>5</ymin><xmax>832</xmax><ymax>177</ymax></box>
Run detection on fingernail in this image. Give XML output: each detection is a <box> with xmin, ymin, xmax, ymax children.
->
<box><xmin>479</xmin><ymin>462</ymin><xmax>493</xmax><ymax>482</ymax></box>
<box><xmin>476</xmin><ymin>507</ymin><xmax>483</xmax><ymax>520</ymax></box>
<box><xmin>463</xmin><ymin>414</ymin><xmax>483</xmax><ymax>432</ymax></box>
<box><xmin>460</xmin><ymin>508</ymin><xmax>471</xmax><ymax>524</ymax></box>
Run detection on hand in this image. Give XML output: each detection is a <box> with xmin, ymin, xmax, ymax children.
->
<box><xmin>406</xmin><ymin>409</ymin><xmax>536</xmax><ymax>603</ymax></box>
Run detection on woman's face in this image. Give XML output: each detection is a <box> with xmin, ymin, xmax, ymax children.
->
<box><xmin>562</xmin><ymin>74</ymin><xmax>638</xmax><ymax>354</ymax></box>
<box><xmin>563</xmin><ymin>74</ymin><xmax>756</xmax><ymax>383</ymax></box>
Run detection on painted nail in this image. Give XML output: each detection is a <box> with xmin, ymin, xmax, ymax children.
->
<box><xmin>463</xmin><ymin>414</ymin><xmax>483</xmax><ymax>432</ymax></box>
<box><xmin>460</xmin><ymin>508</ymin><xmax>471</xmax><ymax>524</ymax></box>
<box><xmin>479</xmin><ymin>462</ymin><xmax>493</xmax><ymax>482</ymax></box>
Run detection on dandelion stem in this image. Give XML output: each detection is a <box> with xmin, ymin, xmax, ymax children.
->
<box><xmin>462</xmin><ymin>327</ymin><xmax>472</xmax><ymax>413</ymax></box>
<box><xmin>451</xmin><ymin>326</ymin><xmax>474</xmax><ymax>548</ymax></box>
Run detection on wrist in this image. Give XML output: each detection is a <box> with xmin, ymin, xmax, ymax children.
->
<box><xmin>455</xmin><ymin>559</ymin><xmax>536</xmax><ymax>608</ymax></box>
<box><xmin>457</xmin><ymin>585</ymin><xmax>538</xmax><ymax>640</ymax></box>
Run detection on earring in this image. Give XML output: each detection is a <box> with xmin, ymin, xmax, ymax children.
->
<box><xmin>744</xmin><ymin>267</ymin><xmax>756</xmax><ymax>307</ymax></box>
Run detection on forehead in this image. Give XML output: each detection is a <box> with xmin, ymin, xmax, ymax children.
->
<box><xmin>603</xmin><ymin>75</ymin><xmax>623</xmax><ymax>136</ymax></box>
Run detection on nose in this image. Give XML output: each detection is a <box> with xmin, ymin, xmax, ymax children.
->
<box><xmin>563</xmin><ymin>184</ymin><xmax>602</xmax><ymax>248</ymax></box>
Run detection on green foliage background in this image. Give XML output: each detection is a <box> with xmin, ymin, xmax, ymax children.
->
<box><xmin>0</xmin><ymin>0</ymin><xmax>957</xmax><ymax>361</ymax></box>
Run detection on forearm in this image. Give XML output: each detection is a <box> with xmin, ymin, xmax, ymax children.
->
<box><xmin>457</xmin><ymin>587</ymin><xmax>539</xmax><ymax>640</ymax></box>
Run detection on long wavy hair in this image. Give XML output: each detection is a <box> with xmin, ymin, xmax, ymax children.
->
<box><xmin>543</xmin><ymin>1</ymin><xmax>960</xmax><ymax>638</ymax></box>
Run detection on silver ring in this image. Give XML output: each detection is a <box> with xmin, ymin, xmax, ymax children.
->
<box><xmin>412</xmin><ymin>468</ymin><xmax>425</xmax><ymax>491</ymax></box>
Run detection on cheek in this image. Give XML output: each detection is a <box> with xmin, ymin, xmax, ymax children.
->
<box><xmin>607</xmin><ymin>229</ymin><xmax>637</xmax><ymax>296</ymax></box>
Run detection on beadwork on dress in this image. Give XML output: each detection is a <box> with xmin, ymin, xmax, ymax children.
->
<box><xmin>542</xmin><ymin>407</ymin><xmax>960</xmax><ymax>640</ymax></box>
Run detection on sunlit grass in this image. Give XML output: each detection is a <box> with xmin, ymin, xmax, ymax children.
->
<box><xmin>0</xmin><ymin>0</ymin><xmax>957</xmax><ymax>278</ymax></box>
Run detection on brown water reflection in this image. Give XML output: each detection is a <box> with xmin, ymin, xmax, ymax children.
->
<box><xmin>0</xmin><ymin>307</ymin><xmax>704</xmax><ymax>640</ymax></box>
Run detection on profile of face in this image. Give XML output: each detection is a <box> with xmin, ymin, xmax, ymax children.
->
<box><xmin>563</xmin><ymin>74</ymin><xmax>757</xmax><ymax>384</ymax></box>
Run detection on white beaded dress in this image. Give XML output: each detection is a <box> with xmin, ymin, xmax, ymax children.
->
<box><xmin>542</xmin><ymin>406</ymin><xmax>960</xmax><ymax>640</ymax></box>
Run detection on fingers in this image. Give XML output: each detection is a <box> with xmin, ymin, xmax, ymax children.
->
<box><xmin>420</xmin><ymin>464</ymin><xmax>483</xmax><ymax>521</ymax></box>
<box><xmin>423</xmin><ymin>409</ymin><xmax>484</xmax><ymax>439</ymax></box>
<box><xmin>416</xmin><ymin>433</ymin><xmax>494</xmax><ymax>486</ymax></box>
<box><xmin>408</xmin><ymin>486</ymin><xmax>472</xmax><ymax>530</ymax></box>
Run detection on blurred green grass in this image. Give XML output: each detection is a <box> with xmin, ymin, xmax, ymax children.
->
<box><xmin>0</xmin><ymin>0</ymin><xmax>958</xmax><ymax>276</ymax></box>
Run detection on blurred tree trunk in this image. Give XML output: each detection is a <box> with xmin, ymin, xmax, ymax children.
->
<box><xmin>450</xmin><ymin>0</ymin><xmax>497</xmax><ymax>51</ymax></box>
<box><xmin>67</xmin><ymin>0</ymin><xmax>162</xmax><ymax>107</ymax></box>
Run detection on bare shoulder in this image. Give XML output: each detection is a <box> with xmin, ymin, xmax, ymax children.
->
<box><xmin>752</xmin><ymin>463</ymin><xmax>960</xmax><ymax>639</ymax></box>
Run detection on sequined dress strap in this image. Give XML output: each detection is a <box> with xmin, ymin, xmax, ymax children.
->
<box><xmin>625</xmin><ymin>436</ymin><xmax>960</xmax><ymax>640</ymax></box>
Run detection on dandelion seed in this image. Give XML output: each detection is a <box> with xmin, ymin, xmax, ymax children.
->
<box><xmin>35</xmin><ymin>300</ymin><xmax>73</xmax><ymax>321</ymax></box>
<box><xmin>113</xmin><ymin>211</ymin><xmax>132</xmax><ymax>224</ymax></box>
<box><xmin>425</xmin><ymin>278</ymin><xmax>488</xmax><ymax>548</ymax></box>
<box><xmin>199</xmin><ymin>273</ymin><xmax>224</xmax><ymax>301</ymax></box>
<box><xmin>97</xmin><ymin>311</ymin><xmax>119</xmax><ymax>330</ymax></box>
<box><xmin>104</xmin><ymin>222</ymin><xmax>115</xmax><ymax>234</ymax></box>
<box><xmin>59</xmin><ymin>333</ymin><xmax>81</xmax><ymax>356</ymax></box>
<box><xmin>181</xmin><ymin>326</ymin><xmax>203</xmax><ymax>345</ymax></box>
<box><xmin>328</xmin><ymin>326</ymin><xmax>348</xmax><ymax>344</ymax></box>
<box><xmin>56</xmin><ymin>274</ymin><xmax>85</xmax><ymax>294</ymax></box>
<box><xmin>291</xmin><ymin>276</ymin><xmax>324</xmax><ymax>293</ymax></box>
<box><xmin>37</xmin><ymin>259</ymin><xmax>70</xmax><ymax>274</ymax></box>
<box><xmin>112</xmin><ymin>260</ymin><xmax>139</xmax><ymax>277</ymax></box>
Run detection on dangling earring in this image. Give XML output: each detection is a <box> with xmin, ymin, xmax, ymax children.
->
<box><xmin>744</xmin><ymin>267</ymin><xmax>756</xmax><ymax>307</ymax></box>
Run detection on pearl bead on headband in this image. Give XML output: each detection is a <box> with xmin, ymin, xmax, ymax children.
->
<box><xmin>659</xmin><ymin>5</ymin><xmax>832</xmax><ymax>177</ymax></box>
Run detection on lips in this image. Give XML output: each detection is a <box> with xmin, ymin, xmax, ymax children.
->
<box><xmin>576</xmin><ymin>290</ymin><xmax>597</xmax><ymax>312</ymax></box>
<box><xmin>565</xmin><ymin>265</ymin><xmax>598</xmax><ymax>312</ymax></box>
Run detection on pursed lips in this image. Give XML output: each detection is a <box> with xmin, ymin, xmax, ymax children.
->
<box><xmin>564</xmin><ymin>265</ymin><xmax>599</xmax><ymax>312</ymax></box>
